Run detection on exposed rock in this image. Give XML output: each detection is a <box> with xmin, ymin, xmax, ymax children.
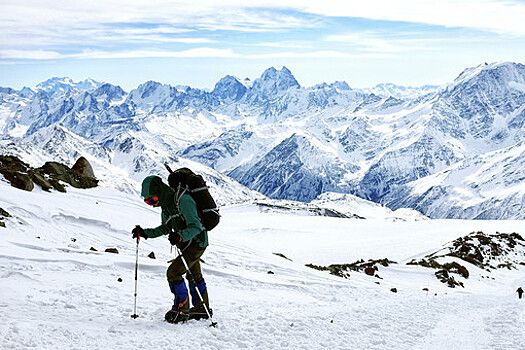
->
<box><xmin>0</xmin><ymin>155</ymin><xmax>98</xmax><ymax>192</ymax></box>
<box><xmin>0</xmin><ymin>207</ymin><xmax>10</xmax><ymax>218</ymax></box>
<box><xmin>0</xmin><ymin>155</ymin><xmax>30</xmax><ymax>172</ymax></box>
<box><xmin>306</xmin><ymin>258</ymin><xmax>397</xmax><ymax>279</ymax></box>
<box><xmin>407</xmin><ymin>231</ymin><xmax>524</xmax><ymax>288</ymax></box>
<box><xmin>2</xmin><ymin>171</ymin><xmax>34</xmax><ymax>191</ymax></box>
<box><xmin>105</xmin><ymin>248</ymin><xmax>119</xmax><ymax>254</ymax></box>
<box><xmin>390</xmin><ymin>288</ymin><xmax>398</xmax><ymax>293</ymax></box>
<box><xmin>267</xmin><ymin>270</ymin><xmax>275</xmax><ymax>274</ymax></box>
<box><xmin>0</xmin><ymin>207</ymin><xmax>7</xmax><ymax>228</ymax></box>
<box><xmin>41</xmin><ymin>161</ymin><xmax>98</xmax><ymax>189</ymax></box>
<box><xmin>148</xmin><ymin>251</ymin><xmax>156</xmax><ymax>259</ymax></box>
<box><xmin>117</xmin><ymin>278</ymin><xmax>123</xmax><ymax>282</ymax></box>
<box><xmin>364</xmin><ymin>267</ymin><xmax>376</xmax><ymax>276</ymax></box>
<box><xmin>90</xmin><ymin>247</ymin><xmax>98</xmax><ymax>251</ymax></box>
<box><xmin>31</xmin><ymin>173</ymin><xmax>52</xmax><ymax>191</ymax></box>
<box><xmin>273</xmin><ymin>252</ymin><xmax>293</xmax><ymax>261</ymax></box>
<box><xmin>72</xmin><ymin>157</ymin><xmax>96</xmax><ymax>178</ymax></box>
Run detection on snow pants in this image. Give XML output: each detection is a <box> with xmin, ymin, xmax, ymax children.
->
<box><xmin>167</xmin><ymin>243</ymin><xmax>206</xmax><ymax>285</ymax></box>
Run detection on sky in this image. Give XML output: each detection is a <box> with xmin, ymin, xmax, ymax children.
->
<box><xmin>2</xmin><ymin>0</ymin><xmax>525</xmax><ymax>91</ymax></box>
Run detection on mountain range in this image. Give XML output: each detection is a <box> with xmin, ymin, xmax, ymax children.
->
<box><xmin>1</xmin><ymin>61</ymin><xmax>524</xmax><ymax>219</ymax></box>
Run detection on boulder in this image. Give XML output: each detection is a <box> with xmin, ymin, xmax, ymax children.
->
<box><xmin>3</xmin><ymin>171</ymin><xmax>34</xmax><ymax>191</ymax></box>
<box><xmin>364</xmin><ymin>267</ymin><xmax>376</xmax><ymax>276</ymax></box>
<box><xmin>41</xmin><ymin>161</ymin><xmax>98</xmax><ymax>189</ymax></box>
<box><xmin>31</xmin><ymin>172</ymin><xmax>52</xmax><ymax>191</ymax></box>
<box><xmin>72</xmin><ymin>157</ymin><xmax>96</xmax><ymax>178</ymax></box>
<box><xmin>105</xmin><ymin>248</ymin><xmax>119</xmax><ymax>254</ymax></box>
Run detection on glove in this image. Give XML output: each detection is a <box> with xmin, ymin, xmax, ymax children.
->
<box><xmin>168</xmin><ymin>232</ymin><xmax>182</xmax><ymax>245</ymax></box>
<box><xmin>132</xmin><ymin>225</ymin><xmax>148</xmax><ymax>240</ymax></box>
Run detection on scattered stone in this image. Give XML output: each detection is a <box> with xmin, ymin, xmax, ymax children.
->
<box><xmin>0</xmin><ymin>207</ymin><xmax>10</xmax><ymax>218</ymax></box>
<box><xmin>390</xmin><ymin>288</ymin><xmax>398</xmax><ymax>293</ymax></box>
<box><xmin>0</xmin><ymin>207</ymin><xmax>10</xmax><ymax>228</ymax></box>
<box><xmin>105</xmin><ymin>248</ymin><xmax>119</xmax><ymax>254</ymax></box>
<box><xmin>90</xmin><ymin>247</ymin><xmax>98</xmax><ymax>251</ymax></box>
<box><xmin>422</xmin><ymin>288</ymin><xmax>429</xmax><ymax>291</ymax></box>
<box><xmin>117</xmin><ymin>278</ymin><xmax>123</xmax><ymax>282</ymax></box>
<box><xmin>71</xmin><ymin>238</ymin><xmax>77</xmax><ymax>242</ymax></box>
<box><xmin>267</xmin><ymin>270</ymin><xmax>275</xmax><ymax>274</ymax></box>
<box><xmin>148</xmin><ymin>252</ymin><xmax>156</xmax><ymax>259</ymax></box>
<box><xmin>364</xmin><ymin>267</ymin><xmax>375</xmax><ymax>276</ymax></box>
<box><xmin>36</xmin><ymin>236</ymin><xmax>40</xmax><ymax>239</ymax></box>
<box><xmin>273</xmin><ymin>252</ymin><xmax>293</xmax><ymax>261</ymax></box>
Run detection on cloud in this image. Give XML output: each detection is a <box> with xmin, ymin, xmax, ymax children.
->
<box><xmin>0</xmin><ymin>49</ymin><xmax>63</xmax><ymax>59</ymax></box>
<box><xmin>299</xmin><ymin>0</ymin><xmax>525</xmax><ymax>36</ymax></box>
<box><xmin>324</xmin><ymin>31</ymin><xmax>451</xmax><ymax>53</ymax></box>
<box><xmin>0</xmin><ymin>47</ymin><xmax>239</xmax><ymax>60</ymax></box>
<box><xmin>4</xmin><ymin>1</ymin><xmax>525</xmax><ymax>38</ymax></box>
<box><xmin>246</xmin><ymin>50</ymin><xmax>389</xmax><ymax>59</ymax></box>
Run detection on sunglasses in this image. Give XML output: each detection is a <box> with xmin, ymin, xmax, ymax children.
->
<box><xmin>144</xmin><ymin>197</ymin><xmax>159</xmax><ymax>206</ymax></box>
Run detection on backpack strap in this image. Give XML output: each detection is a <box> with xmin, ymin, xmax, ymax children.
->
<box><xmin>189</xmin><ymin>186</ymin><xmax>208</xmax><ymax>193</ymax></box>
<box><xmin>201</xmin><ymin>208</ymin><xmax>221</xmax><ymax>217</ymax></box>
<box><xmin>166</xmin><ymin>184</ymin><xmax>188</xmax><ymax>226</ymax></box>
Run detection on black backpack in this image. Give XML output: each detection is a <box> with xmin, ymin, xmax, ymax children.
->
<box><xmin>165</xmin><ymin>165</ymin><xmax>220</xmax><ymax>231</ymax></box>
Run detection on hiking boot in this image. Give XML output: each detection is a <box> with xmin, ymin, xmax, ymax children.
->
<box><xmin>165</xmin><ymin>308</ymin><xmax>189</xmax><ymax>324</ymax></box>
<box><xmin>189</xmin><ymin>306</ymin><xmax>213</xmax><ymax>320</ymax></box>
<box><xmin>166</xmin><ymin>281</ymin><xmax>190</xmax><ymax>324</ymax></box>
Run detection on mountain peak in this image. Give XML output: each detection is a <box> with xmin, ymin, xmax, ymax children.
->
<box><xmin>212</xmin><ymin>75</ymin><xmax>247</xmax><ymax>102</ymax></box>
<box><xmin>35</xmin><ymin>77</ymin><xmax>102</xmax><ymax>95</ymax></box>
<box><xmin>452</xmin><ymin>61</ymin><xmax>525</xmax><ymax>87</ymax></box>
<box><xmin>251</xmin><ymin>66</ymin><xmax>300</xmax><ymax>99</ymax></box>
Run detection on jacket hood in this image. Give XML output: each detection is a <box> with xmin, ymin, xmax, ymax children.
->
<box><xmin>141</xmin><ymin>175</ymin><xmax>174</xmax><ymax>207</ymax></box>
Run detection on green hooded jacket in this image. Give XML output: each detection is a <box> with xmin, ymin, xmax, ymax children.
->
<box><xmin>141</xmin><ymin>175</ymin><xmax>208</xmax><ymax>248</ymax></box>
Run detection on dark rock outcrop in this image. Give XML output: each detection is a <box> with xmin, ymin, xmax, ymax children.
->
<box><xmin>0</xmin><ymin>155</ymin><xmax>98</xmax><ymax>192</ymax></box>
<box><xmin>72</xmin><ymin>156</ymin><xmax>96</xmax><ymax>178</ymax></box>
<box><xmin>306</xmin><ymin>258</ymin><xmax>397</xmax><ymax>279</ymax></box>
<box><xmin>407</xmin><ymin>231</ymin><xmax>525</xmax><ymax>288</ymax></box>
<box><xmin>0</xmin><ymin>206</ymin><xmax>10</xmax><ymax>228</ymax></box>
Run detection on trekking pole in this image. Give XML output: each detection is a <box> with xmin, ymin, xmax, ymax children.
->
<box><xmin>174</xmin><ymin>245</ymin><xmax>217</xmax><ymax>328</ymax></box>
<box><xmin>131</xmin><ymin>226</ymin><xmax>141</xmax><ymax>319</ymax></box>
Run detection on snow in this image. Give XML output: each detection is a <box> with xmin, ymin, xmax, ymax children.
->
<box><xmin>1</xmin><ymin>181</ymin><xmax>525</xmax><ymax>349</ymax></box>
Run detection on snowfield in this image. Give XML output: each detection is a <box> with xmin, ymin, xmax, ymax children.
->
<box><xmin>1</xmin><ymin>182</ymin><xmax>525</xmax><ymax>349</ymax></box>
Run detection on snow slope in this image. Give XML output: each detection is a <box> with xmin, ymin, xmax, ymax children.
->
<box><xmin>1</xmin><ymin>181</ymin><xmax>525</xmax><ymax>349</ymax></box>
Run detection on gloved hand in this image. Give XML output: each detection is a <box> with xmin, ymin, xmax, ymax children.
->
<box><xmin>132</xmin><ymin>225</ymin><xmax>148</xmax><ymax>240</ymax></box>
<box><xmin>168</xmin><ymin>232</ymin><xmax>182</xmax><ymax>245</ymax></box>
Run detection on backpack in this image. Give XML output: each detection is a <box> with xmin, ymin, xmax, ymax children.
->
<box><xmin>165</xmin><ymin>165</ymin><xmax>220</xmax><ymax>231</ymax></box>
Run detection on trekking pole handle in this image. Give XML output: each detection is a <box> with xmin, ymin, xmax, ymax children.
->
<box><xmin>135</xmin><ymin>225</ymin><xmax>141</xmax><ymax>243</ymax></box>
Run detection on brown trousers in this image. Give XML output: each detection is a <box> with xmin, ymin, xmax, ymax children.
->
<box><xmin>167</xmin><ymin>243</ymin><xmax>206</xmax><ymax>285</ymax></box>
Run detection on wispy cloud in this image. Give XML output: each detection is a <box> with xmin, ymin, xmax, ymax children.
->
<box><xmin>246</xmin><ymin>50</ymin><xmax>389</xmax><ymax>59</ymax></box>
<box><xmin>300</xmin><ymin>0</ymin><xmax>525</xmax><ymax>36</ymax></box>
<box><xmin>0</xmin><ymin>49</ymin><xmax>63</xmax><ymax>60</ymax></box>
<box><xmin>0</xmin><ymin>48</ymin><xmax>239</xmax><ymax>60</ymax></box>
<box><xmin>324</xmin><ymin>31</ymin><xmax>446</xmax><ymax>54</ymax></box>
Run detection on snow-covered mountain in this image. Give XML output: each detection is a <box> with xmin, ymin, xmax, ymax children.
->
<box><xmin>1</xmin><ymin>62</ymin><xmax>524</xmax><ymax>219</ymax></box>
<box><xmin>358</xmin><ymin>83</ymin><xmax>439</xmax><ymax>100</ymax></box>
